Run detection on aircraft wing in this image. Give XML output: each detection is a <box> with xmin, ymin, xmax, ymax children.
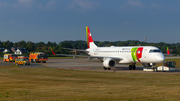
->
<box><xmin>63</xmin><ymin>48</ymin><xmax>87</xmax><ymax>52</ymax></box>
<box><xmin>88</xmin><ymin>56</ymin><xmax>123</xmax><ymax>60</ymax></box>
<box><xmin>55</xmin><ymin>54</ymin><xmax>123</xmax><ymax>60</ymax></box>
<box><xmin>55</xmin><ymin>54</ymin><xmax>89</xmax><ymax>58</ymax></box>
<box><xmin>51</xmin><ymin>47</ymin><xmax>123</xmax><ymax>60</ymax></box>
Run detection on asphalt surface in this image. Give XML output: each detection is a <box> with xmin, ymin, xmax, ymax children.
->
<box><xmin>1</xmin><ymin>58</ymin><xmax>180</xmax><ymax>74</ymax></box>
<box><xmin>0</xmin><ymin>60</ymin><xmax>45</xmax><ymax>68</ymax></box>
<box><xmin>43</xmin><ymin>58</ymin><xmax>180</xmax><ymax>74</ymax></box>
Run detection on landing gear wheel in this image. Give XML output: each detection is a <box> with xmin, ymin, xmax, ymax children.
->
<box><xmin>154</xmin><ymin>67</ymin><xmax>157</xmax><ymax>72</ymax></box>
<box><xmin>132</xmin><ymin>65</ymin><xmax>136</xmax><ymax>70</ymax></box>
<box><xmin>129</xmin><ymin>65</ymin><xmax>132</xmax><ymax>70</ymax></box>
<box><xmin>104</xmin><ymin>67</ymin><xmax>107</xmax><ymax>70</ymax></box>
<box><xmin>108</xmin><ymin>68</ymin><xmax>111</xmax><ymax>70</ymax></box>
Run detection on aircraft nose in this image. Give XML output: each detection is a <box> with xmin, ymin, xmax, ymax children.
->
<box><xmin>156</xmin><ymin>54</ymin><xmax>165</xmax><ymax>62</ymax></box>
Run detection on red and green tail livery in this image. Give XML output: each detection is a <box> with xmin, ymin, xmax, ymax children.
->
<box><xmin>167</xmin><ymin>47</ymin><xmax>170</xmax><ymax>54</ymax></box>
<box><xmin>50</xmin><ymin>47</ymin><xmax>56</xmax><ymax>55</ymax></box>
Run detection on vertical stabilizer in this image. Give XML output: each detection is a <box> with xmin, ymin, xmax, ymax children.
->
<box><xmin>167</xmin><ymin>47</ymin><xmax>170</xmax><ymax>54</ymax></box>
<box><xmin>86</xmin><ymin>26</ymin><xmax>97</xmax><ymax>48</ymax></box>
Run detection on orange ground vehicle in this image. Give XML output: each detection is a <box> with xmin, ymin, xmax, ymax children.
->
<box><xmin>3</xmin><ymin>54</ymin><xmax>17</xmax><ymax>62</ymax></box>
<box><xmin>29</xmin><ymin>52</ymin><xmax>48</xmax><ymax>63</ymax></box>
<box><xmin>17</xmin><ymin>56</ymin><xmax>28</xmax><ymax>59</ymax></box>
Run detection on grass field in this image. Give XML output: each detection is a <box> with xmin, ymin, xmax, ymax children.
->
<box><xmin>0</xmin><ymin>66</ymin><xmax>180</xmax><ymax>101</ymax></box>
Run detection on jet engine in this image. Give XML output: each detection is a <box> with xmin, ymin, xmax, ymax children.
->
<box><xmin>142</xmin><ymin>63</ymin><xmax>156</xmax><ymax>67</ymax></box>
<box><xmin>103</xmin><ymin>58</ymin><xmax>116</xmax><ymax>68</ymax></box>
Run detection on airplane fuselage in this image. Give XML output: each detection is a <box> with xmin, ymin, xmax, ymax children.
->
<box><xmin>87</xmin><ymin>46</ymin><xmax>165</xmax><ymax>64</ymax></box>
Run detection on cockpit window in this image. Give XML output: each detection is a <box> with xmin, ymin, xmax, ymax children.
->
<box><xmin>149</xmin><ymin>49</ymin><xmax>161</xmax><ymax>53</ymax></box>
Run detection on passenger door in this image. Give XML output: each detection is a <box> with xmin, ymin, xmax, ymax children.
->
<box><xmin>143</xmin><ymin>49</ymin><xmax>147</xmax><ymax>58</ymax></box>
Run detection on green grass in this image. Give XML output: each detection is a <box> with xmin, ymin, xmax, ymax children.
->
<box><xmin>0</xmin><ymin>66</ymin><xmax>180</xmax><ymax>101</ymax></box>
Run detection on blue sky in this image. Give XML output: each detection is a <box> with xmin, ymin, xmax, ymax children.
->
<box><xmin>0</xmin><ymin>0</ymin><xmax>180</xmax><ymax>43</ymax></box>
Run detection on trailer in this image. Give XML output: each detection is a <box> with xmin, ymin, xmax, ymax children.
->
<box><xmin>156</xmin><ymin>66</ymin><xmax>176</xmax><ymax>72</ymax></box>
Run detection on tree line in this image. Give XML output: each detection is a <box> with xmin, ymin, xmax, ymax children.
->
<box><xmin>0</xmin><ymin>40</ymin><xmax>180</xmax><ymax>56</ymax></box>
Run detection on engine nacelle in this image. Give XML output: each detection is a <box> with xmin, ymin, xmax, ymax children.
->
<box><xmin>142</xmin><ymin>63</ymin><xmax>156</xmax><ymax>67</ymax></box>
<box><xmin>103</xmin><ymin>58</ymin><xmax>116</xmax><ymax>68</ymax></box>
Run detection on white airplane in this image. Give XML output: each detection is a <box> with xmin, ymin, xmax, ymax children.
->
<box><xmin>53</xmin><ymin>26</ymin><xmax>165</xmax><ymax>70</ymax></box>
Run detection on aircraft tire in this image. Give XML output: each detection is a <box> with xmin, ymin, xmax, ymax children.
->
<box><xmin>154</xmin><ymin>67</ymin><xmax>157</xmax><ymax>72</ymax></box>
<box><xmin>104</xmin><ymin>67</ymin><xmax>107</xmax><ymax>70</ymax></box>
<box><xmin>108</xmin><ymin>68</ymin><xmax>111</xmax><ymax>70</ymax></box>
<box><xmin>132</xmin><ymin>65</ymin><xmax>136</xmax><ymax>70</ymax></box>
<box><xmin>129</xmin><ymin>65</ymin><xmax>132</xmax><ymax>70</ymax></box>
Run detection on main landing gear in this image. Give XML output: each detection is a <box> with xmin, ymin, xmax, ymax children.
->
<box><xmin>103</xmin><ymin>67</ymin><xmax>111</xmax><ymax>70</ymax></box>
<box><xmin>129</xmin><ymin>65</ymin><xmax>136</xmax><ymax>70</ymax></box>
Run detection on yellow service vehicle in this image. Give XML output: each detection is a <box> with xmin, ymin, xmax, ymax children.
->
<box><xmin>4</xmin><ymin>54</ymin><xmax>17</xmax><ymax>62</ymax></box>
<box><xmin>15</xmin><ymin>58</ymin><xmax>30</xmax><ymax>65</ymax></box>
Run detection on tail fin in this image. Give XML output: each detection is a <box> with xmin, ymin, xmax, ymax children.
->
<box><xmin>50</xmin><ymin>47</ymin><xmax>56</xmax><ymax>55</ymax></box>
<box><xmin>86</xmin><ymin>26</ymin><xmax>97</xmax><ymax>48</ymax></box>
<box><xmin>167</xmin><ymin>47</ymin><xmax>170</xmax><ymax>54</ymax></box>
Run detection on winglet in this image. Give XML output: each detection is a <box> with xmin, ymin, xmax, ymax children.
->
<box><xmin>50</xmin><ymin>47</ymin><xmax>56</xmax><ymax>55</ymax></box>
<box><xmin>86</xmin><ymin>26</ymin><xmax>97</xmax><ymax>49</ymax></box>
<box><xmin>167</xmin><ymin>47</ymin><xmax>170</xmax><ymax>54</ymax></box>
